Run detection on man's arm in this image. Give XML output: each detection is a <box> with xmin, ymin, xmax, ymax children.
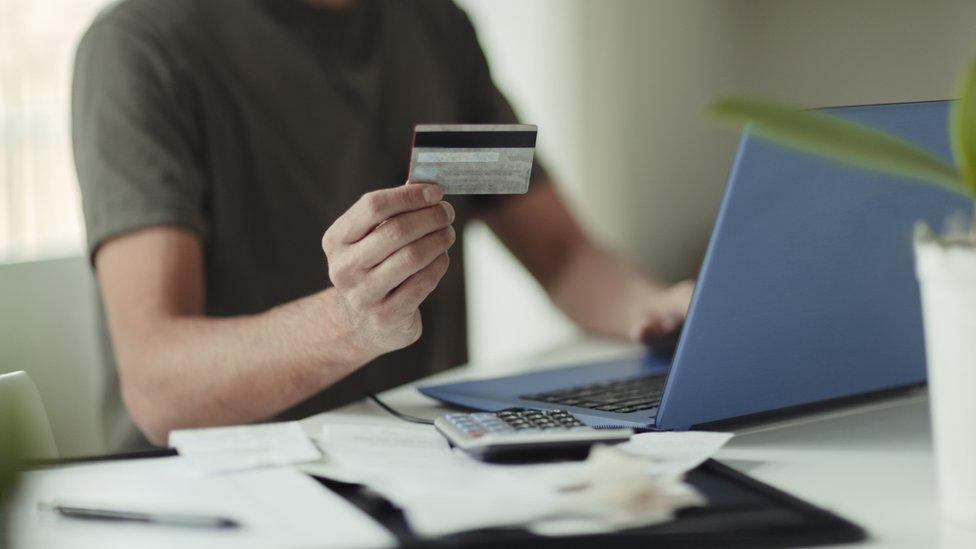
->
<box><xmin>478</xmin><ymin>182</ymin><xmax>694</xmax><ymax>348</ymax></box>
<box><xmin>97</xmin><ymin>184</ymin><xmax>455</xmax><ymax>445</ymax></box>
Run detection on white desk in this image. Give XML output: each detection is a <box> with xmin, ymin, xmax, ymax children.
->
<box><xmin>301</xmin><ymin>337</ymin><xmax>976</xmax><ymax>548</ymax></box>
<box><xmin>11</xmin><ymin>337</ymin><xmax>976</xmax><ymax>548</ymax></box>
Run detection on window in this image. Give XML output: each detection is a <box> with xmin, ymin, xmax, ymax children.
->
<box><xmin>0</xmin><ymin>0</ymin><xmax>108</xmax><ymax>260</ymax></box>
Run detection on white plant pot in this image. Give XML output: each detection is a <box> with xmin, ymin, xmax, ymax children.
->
<box><xmin>915</xmin><ymin>226</ymin><xmax>976</xmax><ymax>529</ymax></box>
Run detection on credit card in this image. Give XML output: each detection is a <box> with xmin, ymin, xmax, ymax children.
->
<box><xmin>408</xmin><ymin>124</ymin><xmax>538</xmax><ymax>194</ymax></box>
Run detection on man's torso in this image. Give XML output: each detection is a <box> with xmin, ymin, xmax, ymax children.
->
<box><xmin>82</xmin><ymin>0</ymin><xmax>503</xmax><ymax>450</ymax></box>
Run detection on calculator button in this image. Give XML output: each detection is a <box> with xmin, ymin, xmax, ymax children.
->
<box><xmin>449</xmin><ymin>408</ymin><xmax>599</xmax><ymax>436</ymax></box>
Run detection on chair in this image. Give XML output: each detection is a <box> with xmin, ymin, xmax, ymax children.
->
<box><xmin>0</xmin><ymin>371</ymin><xmax>59</xmax><ymax>460</ymax></box>
<box><xmin>0</xmin><ymin>255</ymin><xmax>105</xmax><ymax>456</ymax></box>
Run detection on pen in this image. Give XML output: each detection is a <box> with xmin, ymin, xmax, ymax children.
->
<box><xmin>39</xmin><ymin>501</ymin><xmax>240</xmax><ymax>529</ymax></box>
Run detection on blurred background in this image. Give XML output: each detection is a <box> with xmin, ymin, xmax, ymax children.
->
<box><xmin>3</xmin><ymin>0</ymin><xmax>976</xmax><ymax>456</ymax></box>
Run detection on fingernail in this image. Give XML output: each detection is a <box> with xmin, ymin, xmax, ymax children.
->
<box><xmin>423</xmin><ymin>186</ymin><xmax>443</xmax><ymax>204</ymax></box>
<box><xmin>442</xmin><ymin>201</ymin><xmax>455</xmax><ymax>222</ymax></box>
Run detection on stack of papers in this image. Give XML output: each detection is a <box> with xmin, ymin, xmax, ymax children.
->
<box><xmin>164</xmin><ymin>418</ymin><xmax>733</xmax><ymax>538</ymax></box>
<box><xmin>302</xmin><ymin>422</ymin><xmax>732</xmax><ymax>537</ymax></box>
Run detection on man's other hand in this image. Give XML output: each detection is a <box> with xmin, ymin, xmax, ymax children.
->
<box><xmin>322</xmin><ymin>182</ymin><xmax>455</xmax><ymax>360</ymax></box>
<box><xmin>635</xmin><ymin>280</ymin><xmax>695</xmax><ymax>353</ymax></box>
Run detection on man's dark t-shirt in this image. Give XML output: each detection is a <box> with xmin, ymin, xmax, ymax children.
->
<box><xmin>72</xmin><ymin>0</ymin><xmax>546</xmax><ymax>451</ymax></box>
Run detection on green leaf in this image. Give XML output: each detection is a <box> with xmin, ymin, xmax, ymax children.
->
<box><xmin>951</xmin><ymin>56</ymin><xmax>976</xmax><ymax>194</ymax></box>
<box><xmin>710</xmin><ymin>97</ymin><xmax>969</xmax><ymax>196</ymax></box>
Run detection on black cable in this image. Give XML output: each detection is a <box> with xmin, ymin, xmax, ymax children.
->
<box><xmin>368</xmin><ymin>394</ymin><xmax>435</xmax><ymax>425</ymax></box>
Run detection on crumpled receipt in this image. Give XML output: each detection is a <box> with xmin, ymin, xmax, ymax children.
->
<box><xmin>303</xmin><ymin>423</ymin><xmax>730</xmax><ymax>538</ymax></box>
<box><xmin>530</xmin><ymin>444</ymin><xmax>706</xmax><ymax>536</ymax></box>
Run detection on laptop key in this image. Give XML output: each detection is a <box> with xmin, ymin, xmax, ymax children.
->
<box><xmin>518</xmin><ymin>374</ymin><xmax>666</xmax><ymax>412</ymax></box>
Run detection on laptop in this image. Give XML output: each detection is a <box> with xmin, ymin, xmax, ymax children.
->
<box><xmin>420</xmin><ymin>100</ymin><xmax>972</xmax><ymax>431</ymax></box>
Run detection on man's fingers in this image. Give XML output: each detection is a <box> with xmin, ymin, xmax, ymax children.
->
<box><xmin>366</xmin><ymin>226</ymin><xmax>456</xmax><ymax>296</ymax></box>
<box><xmin>333</xmin><ymin>184</ymin><xmax>444</xmax><ymax>245</ymax></box>
<box><xmin>355</xmin><ymin>201</ymin><xmax>455</xmax><ymax>269</ymax></box>
<box><xmin>385</xmin><ymin>252</ymin><xmax>451</xmax><ymax>311</ymax></box>
<box><xmin>658</xmin><ymin>314</ymin><xmax>679</xmax><ymax>333</ymax></box>
<box><xmin>639</xmin><ymin>311</ymin><xmax>684</xmax><ymax>354</ymax></box>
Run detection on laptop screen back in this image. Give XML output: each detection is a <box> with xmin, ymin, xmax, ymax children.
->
<box><xmin>656</xmin><ymin>100</ymin><xmax>971</xmax><ymax>430</ymax></box>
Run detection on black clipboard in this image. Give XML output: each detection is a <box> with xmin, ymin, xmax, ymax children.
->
<box><xmin>316</xmin><ymin>459</ymin><xmax>867</xmax><ymax>548</ymax></box>
<box><xmin>35</xmin><ymin>450</ymin><xmax>866</xmax><ymax>547</ymax></box>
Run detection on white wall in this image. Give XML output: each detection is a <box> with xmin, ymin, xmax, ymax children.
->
<box><xmin>456</xmin><ymin>0</ymin><xmax>584</xmax><ymax>364</ymax></box>
<box><xmin>576</xmin><ymin>1</ymin><xmax>744</xmax><ymax>280</ymax></box>
<box><xmin>461</xmin><ymin>0</ymin><xmax>976</xmax><ymax>364</ymax></box>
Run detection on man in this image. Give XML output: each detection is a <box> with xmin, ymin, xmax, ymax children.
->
<box><xmin>72</xmin><ymin>0</ymin><xmax>694</xmax><ymax>451</ymax></box>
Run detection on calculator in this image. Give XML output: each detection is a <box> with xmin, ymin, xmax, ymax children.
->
<box><xmin>434</xmin><ymin>408</ymin><xmax>633</xmax><ymax>462</ymax></box>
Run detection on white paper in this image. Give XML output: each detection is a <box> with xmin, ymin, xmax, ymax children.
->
<box><xmin>170</xmin><ymin>422</ymin><xmax>321</xmax><ymax>474</ymax></box>
<box><xmin>313</xmin><ymin>422</ymin><xmax>461</xmax><ymax>480</ymax></box>
<box><xmin>616</xmin><ymin>431</ymin><xmax>735</xmax><ymax>474</ymax></box>
<box><xmin>305</xmin><ymin>422</ymin><xmax>571</xmax><ymax>535</ymax></box>
<box><xmin>303</xmin><ymin>422</ymin><xmax>732</xmax><ymax>538</ymax></box>
<box><xmin>8</xmin><ymin>457</ymin><xmax>395</xmax><ymax>549</ymax></box>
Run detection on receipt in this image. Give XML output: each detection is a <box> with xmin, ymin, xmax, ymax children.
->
<box><xmin>169</xmin><ymin>422</ymin><xmax>321</xmax><ymax>474</ymax></box>
<box><xmin>618</xmin><ymin>431</ymin><xmax>734</xmax><ymax>474</ymax></box>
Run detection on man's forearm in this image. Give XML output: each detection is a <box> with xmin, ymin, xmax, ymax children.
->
<box><xmin>119</xmin><ymin>288</ymin><xmax>371</xmax><ymax>445</ymax></box>
<box><xmin>101</xmin><ymin>185</ymin><xmax>454</xmax><ymax>447</ymax></box>
<box><xmin>479</xmin><ymin>182</ymin><xmax>667</xmax><ymax>342</ymax></box>
<box><xmin>547</xmin><ymin>242</ymin><xmax>662</xmax><ymax>341</ymax></box>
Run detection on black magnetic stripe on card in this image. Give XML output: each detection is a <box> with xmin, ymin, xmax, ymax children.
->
<box><xmin>413</xmin><ymin>131</ymin><xmax>537</xmax><ymax>148</ymax></box>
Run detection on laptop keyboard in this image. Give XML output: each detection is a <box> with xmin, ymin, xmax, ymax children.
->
<box><xmin>519</xmin><ymin>374</ymin><xmax>666</xmax><ymax>414</ymax></box>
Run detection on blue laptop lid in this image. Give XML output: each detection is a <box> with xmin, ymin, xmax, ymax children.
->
<box><xmin>656</xmin><ymin>100</ymin><xmax>971</xmax><ymax>430</ymax></box>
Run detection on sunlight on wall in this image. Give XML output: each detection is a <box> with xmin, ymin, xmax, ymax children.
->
<box><xmin>0</xmin><ymin>0</ymin><xmax>110</xmax><ymax>261</ymax></box>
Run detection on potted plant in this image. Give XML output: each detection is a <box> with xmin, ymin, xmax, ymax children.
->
<box><xmin>708</xmin><ymin>60</ymin><xmax>976</xmax><ymax>529</ymax></box>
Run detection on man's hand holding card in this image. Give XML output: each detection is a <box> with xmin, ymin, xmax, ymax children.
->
<box><xmin>400</xmin><ymin>122</ymin><xmax>692</xmax><ymax>352</ymax></box>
